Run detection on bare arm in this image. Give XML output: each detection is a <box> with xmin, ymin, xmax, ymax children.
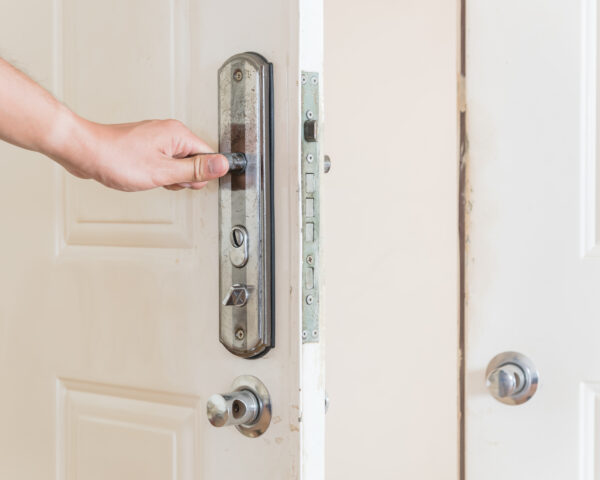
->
<box><xmin>0</xmin><ymin>58</ymin><xmax>228</xmax><ymax>191</ymax></box>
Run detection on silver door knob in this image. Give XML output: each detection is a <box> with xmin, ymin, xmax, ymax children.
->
<box><xmin>207</xmin><ymin>390</ymin><xmax>260</xmax><ymax>427</ymax></box>
<box><xmin>485</xmin><ymin>351</ymin><xmax>539</xmax><ymax>405</ymax></box>
<box><xmin>206</xmin><ymin>375</ymin><xmax>271</xmax><ymax>437</ymax></box>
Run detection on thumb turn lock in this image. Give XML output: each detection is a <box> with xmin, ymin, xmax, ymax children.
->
<box><xmin>485</xmin><ymin>351</ymin><xmax>539</xmax><ymax>405</ymax></box>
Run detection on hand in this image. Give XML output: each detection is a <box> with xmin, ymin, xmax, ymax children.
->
<box><xmin>47</xmin><ymin>114</ymin><xmax>229</xmax><ymax>192</ymax></box>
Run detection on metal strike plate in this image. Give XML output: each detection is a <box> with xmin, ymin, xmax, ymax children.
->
<box><xmin>218</xmin><ymin>52</ymin><xmax>274</xmax><ymax>359</ymax></box>
<box><xmin>301</xmin><ymin>72</ymin><xmax>321</xmax><ymax>343</ymax></box>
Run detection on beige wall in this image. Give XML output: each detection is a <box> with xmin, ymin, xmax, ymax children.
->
<box><xmin>323</xmin><ymin>1</ymin><xmax>459</xmax><ymax>478</ymax></box>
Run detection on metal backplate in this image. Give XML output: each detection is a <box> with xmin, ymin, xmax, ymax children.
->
<box><xmin>218</xmin><ymin>53</ymin><xmax>274</xmax><ymax>358</ymax></box>
<box><xmin>301</xmin><ymin>72</ymin><xmax>320</xmax><ymax>343</ymax></box>
<box><xmin>231</xmin><ymin>375</ymin><xmax>272</xmax><ymax>438</ymax></box>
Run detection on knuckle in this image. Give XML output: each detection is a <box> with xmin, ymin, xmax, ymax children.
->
<box><xmin>165</xmin><ymin>118</ymin><xmax>185</xmax><ymax>131</ymax></box>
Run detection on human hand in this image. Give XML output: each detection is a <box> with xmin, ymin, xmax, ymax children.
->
<box><xmin>47</xmin><ymin>114</ymin><xmax>229</xmax><ymax>192</ymax></box>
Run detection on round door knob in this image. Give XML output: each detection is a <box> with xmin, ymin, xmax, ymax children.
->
<box><xmin>485</xmin><ymin>352</ymin><xmax>539</xmax><ymax>405</ymax></box>
<box><xmin>207</xmin><ymin>390</ymin><xmax>260</xmax><ymax>428</ymax></box>
<box><xmin>206</xmin><ymin>375</ymin><xmax>271</xmax><ymax>438</ymax></box>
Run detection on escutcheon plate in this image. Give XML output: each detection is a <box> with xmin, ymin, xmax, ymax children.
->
<box><xmin>218</xmin><ymin>53</ymin><xmax>274</xmax><ymax>358</ymax></box>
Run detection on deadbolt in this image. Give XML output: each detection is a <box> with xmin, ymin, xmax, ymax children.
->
<box><xmin>486</xmin><ymin>351</ymin><xmax>539</xmax><ymax>405</ymax></box>
<box><xmin>207</xmin><ymin>375</ymin><xmax>271</xmax><ymax>438</ymax></box>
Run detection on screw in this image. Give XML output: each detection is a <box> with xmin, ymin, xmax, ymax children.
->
<box><xmin>306</xmin><ymin>153</ymin><xmax>314</xmax><ymax>163</ymax></box>
<box><xmin>302</xmin><ymin>330</ymin><xmax>308</xmax><ymax>339</ymax></box>
<box><xmin>301</xmin><ymin>74</ymin><xmax>307</xmax><ymax>85</ymax></box>
<box><xmin>233</xmin><ymin>69</ymin><xmax>243</xmax><ymax>82</ymax></box>
<box><xmin>310</xmin><ymin>76</ymin><xmax>318</xmax><ymax>85</ymax></box>
<box><xmin>306</xmin><ymin>294</ymin><xmax>314</xmax><ymax>305</ymax></box>
<box><xmin>312</xmin><ymin>330</ymin><xmax>318</xmax><ymax>337</ymax></box>
<box><xmin>235</xmin><ymin>328</ymin><xmax>245</xmax><ymax>340</ymax></box>
<box><xmin>306</xmin><ymin>110</ymin><xmax>314</xmax><ymax>120</ymax></box>
<box><xmin>306</xmin><ymin>255</ymin><xmax>314</xmax><ymax>265</ymax></box>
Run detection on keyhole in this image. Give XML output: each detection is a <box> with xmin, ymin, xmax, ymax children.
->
<box><xmin>231</xmin><ymin>227</ymin><xmax>245</xmax><ymax>248</ymax></box>
<box><xmin>232</xmin><ymin>400</ymin><xmax>247</xmax><ymax>419</ymax></box>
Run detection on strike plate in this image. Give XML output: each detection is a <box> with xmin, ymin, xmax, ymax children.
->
<box><xmin>301</xmin><ymin>72</ymin><xmax>320</xmax><ymax>343</ymax></box>
<box><xmin>218</xmin><ymin>52</ymin><xmax>274</xmax><ymax>359</ymax></box>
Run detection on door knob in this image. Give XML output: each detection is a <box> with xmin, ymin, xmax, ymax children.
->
<box><xmin>206</xmin><ymin>375</ymin><xmax>271</xmax><ymax>437</ymax></box>
<box><xmin>485</xmin><ymin>351</ymin><xmax>539</xmax><ymax>405</ymax></box>
<box><xmin>207</xmin><ymin>390</ymin><xmax>259</xmax><ymax>427</ymax></box>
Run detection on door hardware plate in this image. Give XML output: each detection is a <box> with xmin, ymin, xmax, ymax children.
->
<box><xmin>218</xmin><ymin>52</ymin><xmax>274</xmax><ymax>358</ymax></box>
<box><xmin>301</xmin><ymin>72</ymin><xmax>321</xmax><ymax>343</ymax></box>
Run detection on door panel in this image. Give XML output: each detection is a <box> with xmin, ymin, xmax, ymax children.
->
<box><xmin>0</xmin><ymin>0</ymin><xmax>322</xmax><ymax>478</ymax></box>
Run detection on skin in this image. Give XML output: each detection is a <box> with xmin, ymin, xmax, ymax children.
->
<box><xmin>0</xmin><ymin>57</ymin><xmax>229</xmax><ymax>191</ymax></box>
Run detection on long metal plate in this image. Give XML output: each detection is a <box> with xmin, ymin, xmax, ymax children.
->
<box><xmin>218</xmin><ymin>52</ymin><xmax>273</xmax><ymax>358</ymax></box>
<box><xmin>301</xmin><ymin>72</ymin><xmax>320</xmax><ymax>343</ymax></box>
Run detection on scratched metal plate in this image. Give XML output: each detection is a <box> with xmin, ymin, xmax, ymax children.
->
<box><xmin>218</xmin><ymin>52</ymin><xmax>273</xmax><ymax>358</ymax></box>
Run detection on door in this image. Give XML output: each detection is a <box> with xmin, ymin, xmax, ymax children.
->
<box><xmin>465</xmin><ymin>1</ymin><xmax>595</xmax><ymax>478</ymax></box>
<box><xmin>0</xmin><ymin>0</ymin><xmax>324</xmax><ymax>479</ymax></box>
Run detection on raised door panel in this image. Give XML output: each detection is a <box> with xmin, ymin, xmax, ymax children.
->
<box><xmin>58</xmin><ymin>0</ymin><xmax>193</xmax><ymax>250</ymax></box>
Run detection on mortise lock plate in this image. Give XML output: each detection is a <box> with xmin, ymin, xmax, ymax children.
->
<box><xmin>218</xmin><ymin>52</ymin><xmax>274</xmax><ymax>359</ymax></box>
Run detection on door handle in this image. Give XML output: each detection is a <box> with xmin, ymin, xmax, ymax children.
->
<box><xmin>485</xmin><ymin>351</ymin><xmax>539</xmax><ymax>405</ymax></box>
<box><xmin>218</xmin><ymin>52</ymin><xmax>274</xmax><ymax>359</ymax></box>
<box><xmin>206</xmin><ymin>375</ymin><xmax>272</xmax><ymax>438</ymax></box>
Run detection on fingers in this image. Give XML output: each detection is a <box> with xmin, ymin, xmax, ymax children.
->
<box><xmin>161</xmin><ymin>153</ymin><xmax>229</xmax><ymax>186</ymax></box>
<box><xmin>163</xmin><ymin>181</ymin><xmax>208</xmax><ymax>191</ymax></box>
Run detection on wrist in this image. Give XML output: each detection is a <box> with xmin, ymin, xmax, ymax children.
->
<box><xmin>41</xmin><ymin>104</ymin><xmax>96</xmax><ymax>164</ymax></box>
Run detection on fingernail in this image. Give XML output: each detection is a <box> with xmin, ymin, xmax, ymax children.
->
<box><xmin>208</xmin><ymin>155</ymin><xmax>229</xmax><ymax>176</ymax></box>
<box><xmin>179</xmin><ymin>182</ymin><xmax>192</xmax><ymax>188</ymax></box>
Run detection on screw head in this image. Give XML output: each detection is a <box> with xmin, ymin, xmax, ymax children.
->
<box><xmin>306</xmin><ymin>110</ymin><xmax>314</xmax><ymax>120</ymax></box>
<box><xmin>301</xmin><ymin>74</ymin><xmax>307</xmax><ymax>85</ymax></box>
<box><xmin>235</xmin><ymin>328</ymin><xmax>245</xmax><ymax>340</ymax></box>
<box><xmin>302</xmin><ymin>330</ymin><xmax>308</xmax><ymax>339</ymax></box>
<box><xmin>312</xmin><ymin>330</ymin><xmax>318</xmax><ymax>337</ymax></box>
<box><xmin>306</xmin><ymin>255</ymin><xmax>314</xmax><ymax>265</ymax></box>
<box><xmin>310</xmin><ymin>76</ymin><xmax>318</xmax><ymax>85</ymax></box>
<box><xmin>306</xmin><ymin>295</ymin><xmax>314</xmax><ymax>305</ymax></box>
<box><xmin>306</xmin><ymin>153</ymin><xmax>314</xmax><ymax>163</ymax></box>
<box><xmin>233</xmin><ymin>69</ymin><xmax>243</xmax><ymax>82</ymax></box>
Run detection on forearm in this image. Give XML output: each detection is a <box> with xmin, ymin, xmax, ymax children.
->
<box><xmin>0</xmin><ymin>57</ymin><xmax>228</xmax><ymax>191</ymax></box>
<box><xmin>0</xmin><ymin>58</ymin><xmax>77</xmax><ymax>156</ymax></box>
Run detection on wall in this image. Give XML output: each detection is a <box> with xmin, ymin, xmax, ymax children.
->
<box><xmin>323</xmin><ymin>1</ymin><xmax>459</xmax><ymax>478</ymax></box>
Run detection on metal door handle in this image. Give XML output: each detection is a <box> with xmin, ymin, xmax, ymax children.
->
<box><xmin>207</xmin><ymin>390</ymin><xmax>260</xmax><ymax>427</ymax></box>
<box><xmin>485</xmin><ymin>351</ymin><xmax>539</xmax><ymax>405</ymax></box>
<box><xmin>206</xmin><ymin>375</ymin><xmax>271</xmax><ymax>438</ymax></box>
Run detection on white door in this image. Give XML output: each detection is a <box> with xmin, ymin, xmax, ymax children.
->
<box><xmin>0</xmin><ymin>1</ymin><xmax>324</xmax><ymax>479</ymax></box>
<box><xmin>465</xmin><ymin>1</ymin><xmax>598</xmax><ymax>478</ymax></box>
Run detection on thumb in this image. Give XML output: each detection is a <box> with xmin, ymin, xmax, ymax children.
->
<box><xmin>164</xmin><ymin>154</ymin><xmax>229</xmax><ymax>185</ymax></box>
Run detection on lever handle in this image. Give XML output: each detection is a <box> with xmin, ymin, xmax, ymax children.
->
<box><xmin>195</xmin><ymin>153</ymin><xmax>247</xmax><ymax>173</ymax></box>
